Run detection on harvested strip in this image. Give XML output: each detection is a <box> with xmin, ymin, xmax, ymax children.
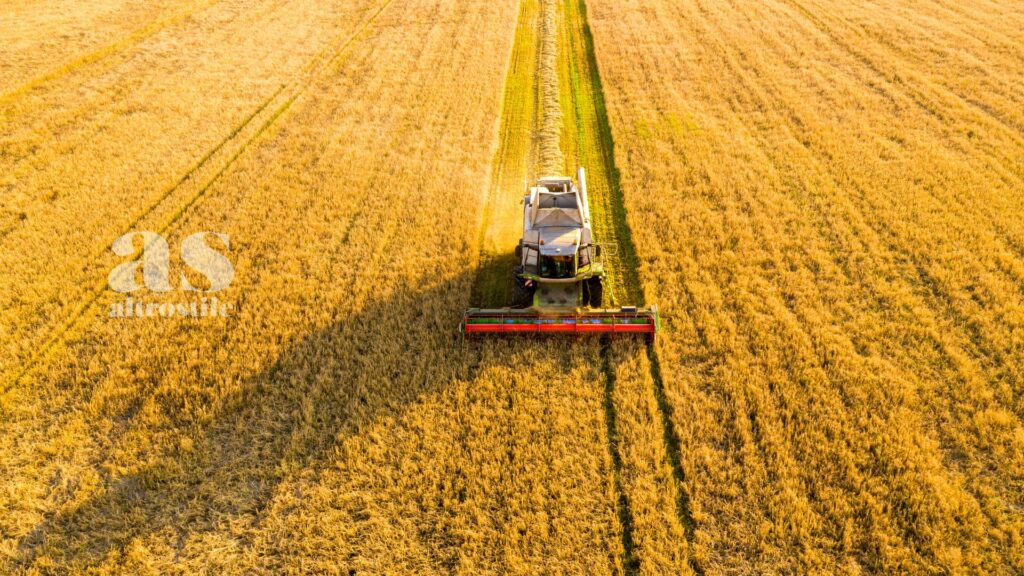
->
<box><xmin>470</xmin><ymin>0</ymin><xmax>540</xmax><ymax>308</ymax></box>
<box><xmin>536</xmin><ymin>0</ymin><xmax>564</xmax><ymax>174</ymax></box>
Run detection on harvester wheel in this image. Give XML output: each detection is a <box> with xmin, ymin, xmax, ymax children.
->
<box><xmin>512</xmin><ymin>266</ymin><xmax>535</xmax><ymax>308</ymax></box>
<box><xmin>585</xmin><ymin>276</ymin><xmax>604</xmax><ymax>308</ymax></box>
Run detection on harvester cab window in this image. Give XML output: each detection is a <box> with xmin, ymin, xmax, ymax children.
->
<box><xmin>578</xmin><ymin>245</ymin><xmax>591</xmax><ymax>268</ymax></box>
<box><xmin>540</xmin><ymin>255</ymin><xmax>575</xmax><ymax>279</ymax></box>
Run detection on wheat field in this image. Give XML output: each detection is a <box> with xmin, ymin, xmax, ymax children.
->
<box><xmin>2</xmin><ymin>0</ymin><xmax>1023</xmax><ymax>574</ymax></box>
<box><xmin>588</xmin><ymin>0</ymin><xmax>1024</xmax><ymax>572</ymax></box>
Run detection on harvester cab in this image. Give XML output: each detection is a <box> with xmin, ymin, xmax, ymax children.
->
<box><xmin>513</xmin><ymin>170</ymin><xmax>603</xmax><ymax>309</ymax></box>
<box><xmin>461</xmin><ymin>168</ymin><xmax>659</xmax><ymax>339</ymax></box>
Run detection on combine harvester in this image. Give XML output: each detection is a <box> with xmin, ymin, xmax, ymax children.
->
<box><xmin>461</xmin><ymin>168</ymin><xmax>659</xmax><ymax>339</ymax></box>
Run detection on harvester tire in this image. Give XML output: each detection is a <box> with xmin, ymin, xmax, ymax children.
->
<box><xmin>585</xmin><ymin>276</ymin><xmax>604</xmax><ymax>308</ymax></box>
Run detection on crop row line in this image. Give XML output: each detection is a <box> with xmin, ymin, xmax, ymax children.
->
<box><xmin>781</xmin><ymin>0</ymin><xmax>1024</xmax><ymax>150</ymax></box>
<box><xmin>740</xmin><ymin>0</ymin><xmax>1024</xmax><ymax>391</ymax></box>
<box><xmin>776</xmin><ymin>0</ymin><xmax>1024</xmax><ymax>271</ymax></box>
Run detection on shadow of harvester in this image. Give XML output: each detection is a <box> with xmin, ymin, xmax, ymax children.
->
<box><xmin>14</xmin><ymin>272</ymin><xmax>496</xmax><ymax>571</ymax></box>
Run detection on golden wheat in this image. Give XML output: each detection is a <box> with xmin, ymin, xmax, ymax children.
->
<box><xmin>0</xmin><ymin>0</ymin><xmax>631</xmax><ymax>573</ymax></box>
<box><xmin>587</xmin><ymin>0</ymin><xmax>1024</xmax><ymax>572</ymax></box>
<box><xmin>4</xmin><ymin>0</ymin><xmax>1021</xmax><ymax>573</ymax></box>
<box><xmin>0</xmin><ymin>0</ymin><xmax>214</xmax><ymax>98</ymax></box>
<box><xmin>0</xmin><ymin>0</ymin><xmax>379</xmax><ymax>380</ymax></box>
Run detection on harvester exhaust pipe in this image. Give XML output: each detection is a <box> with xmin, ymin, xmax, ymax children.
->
<box><xmin>577</xmin><ymin>167</ymin><xmax>590</xmax><ymax>222</ymax></box>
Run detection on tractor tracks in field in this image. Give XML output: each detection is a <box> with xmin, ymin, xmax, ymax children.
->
<box><xmin>468</xmin><ymin>0</ymin><xmax>645</xmax><ymax>571</ymax></box>
<box><xmin>2</xmin><ymin>0</ymin><xmax>397</xmax><ymax>397</ymax></box>
<box><xmin>560</xmin><ymin>0</ymin><xmax>703</xmax><ymax>572</ymax></box>
<box><xmin>598</xmin><ymin>336</ymin><xmax>641</xmax><ymax>576</ymax></box>
<box><xmin>471</xmin><ymin>0</ymin><xmax>701</xmax><ymax>572</ymax></box>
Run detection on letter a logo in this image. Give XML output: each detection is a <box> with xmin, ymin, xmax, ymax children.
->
<box><xmin>108</xmin><ymin>232</ymin><xmax>173</xmax><ymax>293</ymax></box>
